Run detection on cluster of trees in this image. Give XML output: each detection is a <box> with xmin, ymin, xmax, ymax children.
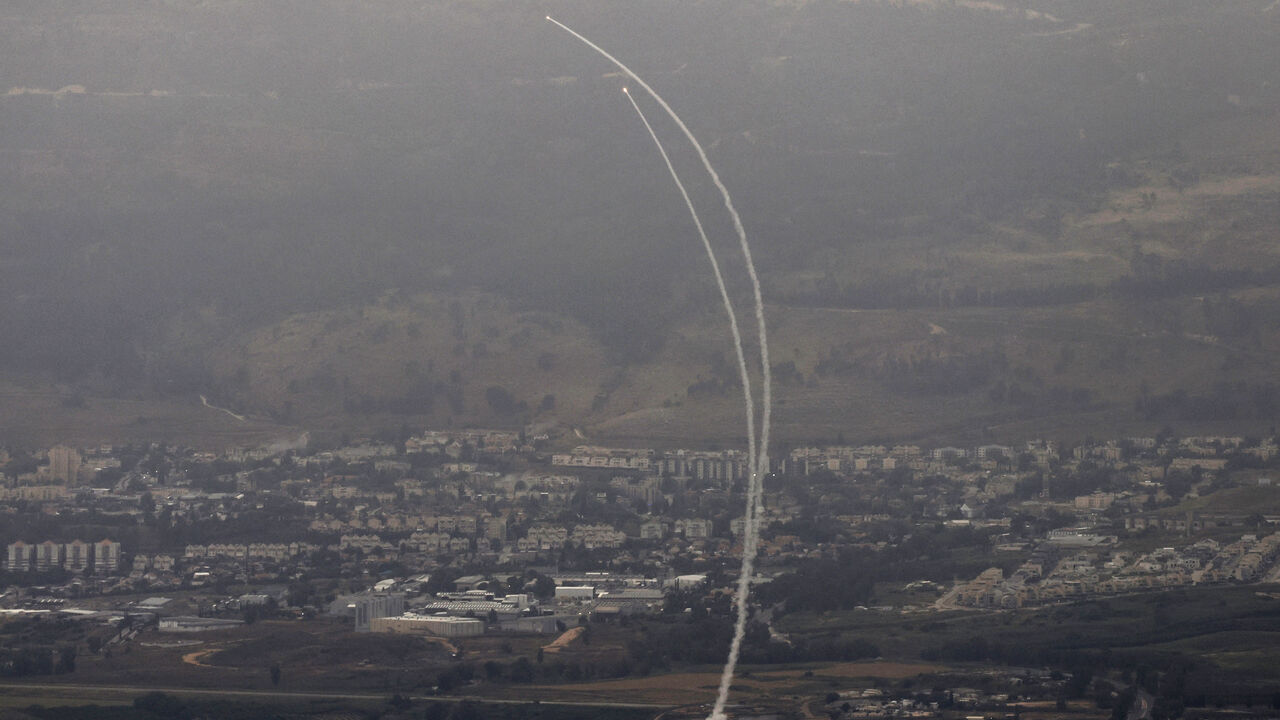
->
<box><xmin>1138</xmin><ymin>382</ymin><xmax>1280</xmax><ymax>422</ymax></box>
<box><xmin>1113</xmin><ymin>257</ymin><xmax>1280</xmax><ymax>304</ymax></box>
<box><xmin>0</xmin><ymin>646</ymin><xmax>76</xmax><ymax>677</ymax></box>
<box><xmin>755</xmin><ymin>524</ymin><xmax>997</xmax><ymax>614</ymax></box>
<box><xmin>783</xmin><ymin>260</ymin><xmax>1280</xmax><ymax>316</ymax></box>
<box><xmin>910</xmin><ymin>583</ymin><xmax>1280</xmax><ymax>718</ymax></box>
<box><xmin>341</xmin><ymin>378</ymin><xmax>454</xmax><ymax>416</ymax></box>
<box><xmin>922</xmin><ymin>636</ymin><xmax>1280</xmax><ymax>718</ymax></box>
<box><xmin>434</xmin><ymin>652</ymin><xmax>632</xmax><ymax>691</ymax></box>
<box><xmin>107</xmin><ymin>692</ymin><xmax>649</xmax><ymax>720</ymax></box>
<box><xmin>812</xmin><ymin>343</ymin><xmax>1098</xmax><ymax>410</ymax></box>
<box><xmin>877</xmin><ymin>351</ymin><xmax>1006</xmax><ymax>397</ymax></box>
<box><xmin>780</xmin><ymin>276</ymin><xmax>1101</xmax><ymax>311</ymax></box>
<box><xmin>813</xmin><ymin>345</ymin><xmax>1010</xmax><ymax>398</ymax></box>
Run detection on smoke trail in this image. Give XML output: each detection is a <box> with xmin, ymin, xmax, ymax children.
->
<box><xmin>546</xmin><ymin>18</ymin><xmax>772</xmax><ymax>719</ymax></box>
<box><xmin>542</xmin><ymin>19</ymin><xmax>772</xmax><ymax>477</ymax></box>
<box><xmin>621</xmin><ymin>86</ymin><xmax>757</xmax><ymax>520</ymax></box>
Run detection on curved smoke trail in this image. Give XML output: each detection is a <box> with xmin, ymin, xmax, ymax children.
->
<box><xmin>546</xmin><ymin>18</ymin><xmax>772</xmax><ymax>719</ymax></box>
<box><xmin>621</xmin><ymin>86</ymin><xmax>757</xmax><ymax>522</ymax></box>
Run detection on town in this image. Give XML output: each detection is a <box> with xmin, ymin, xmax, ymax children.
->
<box><xmin>2</xmin><ymin>427</ymin><xmax>1280</xmax><ymax>718</ymax></box>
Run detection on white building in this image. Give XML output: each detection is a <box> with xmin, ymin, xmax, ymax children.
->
<box><xmin>525</xmin><ymin>525</ymin><xmax>569</xmax><ymax>550</ymax></box>
<box><xmin>639</xmin><ymin>520</ymin><xmax>666</xmax><ymax>540</ymax></box>
<box><xmin>64</xmin><ymin>540</ymin><xmax>91</xmax><ymax>573</ymax></box>
<box><xmin>329</xmin><ymin>592</ymin><xmax>407</xmax><ymax>632</ymax></box>
<box><xmin>554</xmin><ymin>585</ymin><xmax>595</xmax><ymax>601</ymax></box>
<box><xmin>670</xmin><ymin>574</ymin><xmax>708</xmax><ymax>589</ymax></box>
<box><xmin>675</xmin><ymin>518</ymin><xmax>713</xmax><ymax>539</ymax></box>
<box><xmin>572</xmin><ymin>524</ymin><xmax>626</xmax><ymax>549</ymax></box>
<box><xmin>5</xmin><ymin>541</ymin><xmax>33</xmax><ymax>572</ymax></box>
<box><xmin>159</xmin><ymin>616</ymin><xmax>245</xmax><ymax>633</ymax></box>
<box><xmin>36</xmin><ymin>541</ymin><xmax>61</xmax><ymax>571</ymax></box>
<box><xmin>94</xmin><ymin>539</ymin><xmax>122</xmax><ymax>573</ymax></box>
<box><xmin>47</xmin><ymin>445</ymin><xmax>83</xmax><ymax>484</ymax></box>
<box><xmin>371</xmin><ymin>614</ymin><xmax>485</xmax><ymax>638</ymax></box>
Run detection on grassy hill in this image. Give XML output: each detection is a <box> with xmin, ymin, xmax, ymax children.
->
<box><xmin>1164</xmin><ymin>486</ymin><xmax>1280</xmax><ymax>518</ymax></box>
<box><xmin>8</xmin><ymin>142</ymin><xmax>1280</xmax><ymax>450</ymax></box>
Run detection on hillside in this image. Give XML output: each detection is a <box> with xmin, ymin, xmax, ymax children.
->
<box><xmin>1</xmin><ymin>0</ymin><xmax>1278</xmax><ymax>448</ymax></box>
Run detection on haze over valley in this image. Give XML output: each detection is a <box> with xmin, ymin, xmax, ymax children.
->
<box><xmin>2</xmin><ymin>1</ymin><xmax>1279</xmax><ymax>449</ymax></box>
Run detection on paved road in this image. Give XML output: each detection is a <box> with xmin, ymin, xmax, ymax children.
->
<box><xmin>0</xmin><ymin>681</ymin><xmax>671</xmax><ymax>711</ymax></box>
<box><xmin>934</xmin><ymin>584</ymin><xmax>965</xmax><ymax>610</ymax></box>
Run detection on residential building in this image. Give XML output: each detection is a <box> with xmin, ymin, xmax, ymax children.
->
<box><xmin>94</xmin><ymin>539</ymin><xmax>121</xmax><ymax>573</ymax></box>
<box><xmin>5</xmin><ymin>541</ymin><xmax>33</xmax><ymax>572</ymax></box>
<box><xmin>64</xmin><ymin>539</ymin><xmax>91</xmax><ymax>573</ymax></box>
<box><xmin>675</xmin><ymin>518</ymin><xmax>713</xmax><ymax>539</ymax></box>
<box><xmin>639</xmin><ymin>519</ymin><xmax>665</xmax><ymax>540</ymax></box>
<box><xmin>47</xmin><ymin>445</ymin><xmax>82</xmax><ymax>484</ymax></box>
<box><xmin>36</xmin><ymin>541</ymin><xmax>62</xmax><ymax>571</ymax></box>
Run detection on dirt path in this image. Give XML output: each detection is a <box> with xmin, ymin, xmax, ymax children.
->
<box><xmin>181</xmin><ymin>648</ymin><xmax>218</xmax><ymax>667</ymax></box>
<box><xmin>423</xmin><ymin>636</ymin><xmax>459</xmax><ymax>655</ymax></box>
<box><xmin>542</xmin><ymin>626</ymin><xmax>585</xmax><ymax>654</ymax></box>
<box><xmin>199</xmin><ymin>394</ymin><xmax>246</xmax><ymax>422</ymax></box>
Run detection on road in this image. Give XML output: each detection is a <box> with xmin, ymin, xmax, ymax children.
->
<box><xmin>199</xmin><ymin>394</ymin><xmax>246</xmax><ymax>422</ymax></box>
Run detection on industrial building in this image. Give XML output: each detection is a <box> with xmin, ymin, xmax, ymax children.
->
<box><xmin>328</xmin><ymin>592</ymin><xmax>407</xmax><ymax>632</ymax></box>
<box><xmin>159</xmin><ymin>616</ymin><xmax>245</xmax><ymax>633</ymax></box>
